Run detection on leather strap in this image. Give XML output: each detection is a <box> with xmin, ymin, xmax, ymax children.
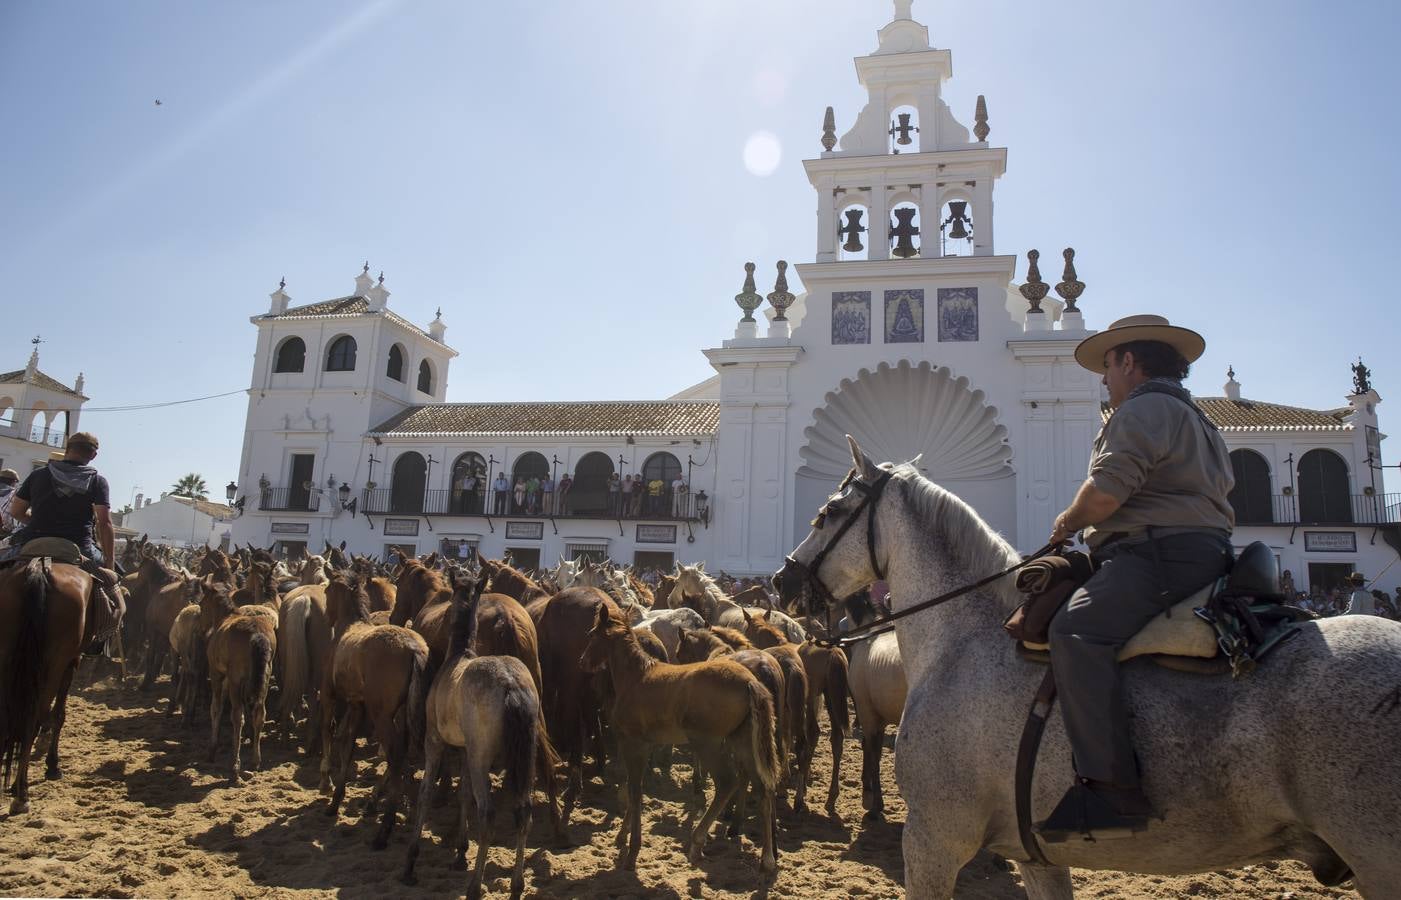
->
<box><xmin>1015</xmin><ymin>667</ymin><xmax>1058</xmax><ymax>867</ymax></box>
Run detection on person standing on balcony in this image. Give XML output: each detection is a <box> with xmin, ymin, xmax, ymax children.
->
<box><xmin>671</xmin><ymin>474</ymin><xmax>687</xmax><ymax>517</ymax></box>
<box><xmin>647</xmin><ymin>476</ymin><xmax>664</xmax><ymax>516</ymax></box>
<box><xmin>525</xmin><ymin>474</ymin><xmax>540</xmax><ymax>515</ymax></box>
<box><xmin>541</xmin><ymin>474</ymin><xmax>555</xmax><ymax>516</ymax></box>
<box><xmin>620</xmin><ymin>474</ymin><xmax>634</xmax><ymax>517</ymax></box>
<box><xmin>607</xmin><ymin>473</ymin><xmax>620</xmax><ymax>515</ymax></box>
<box><xmin>493</xmin><ymin>473</ymin><xmax>510</xmax><ymax>515</ymax></box>
<box><xmin>513</xmin><ymin>476</ymin><xmax>526</xmax><ymax>514</ymax></box>
<box><xmin>558</xmin><ymin>473</ymin><xmax>573</xmax><ymax>514</ymax></box>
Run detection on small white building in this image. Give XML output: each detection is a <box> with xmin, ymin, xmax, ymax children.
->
<box><xmin>226</xmin><ymin>2</ymin><xmax>1397</xmax><ymax>597</ymax></box>
<box><xmin>0</xmin><ymin>345</ymin><xmax>87</xmax><ymax>474</ymax></box>
<box><xmin>123</xmin><ymin>493</ymin><xmax>234</xmax><ymax>551</ymax></box>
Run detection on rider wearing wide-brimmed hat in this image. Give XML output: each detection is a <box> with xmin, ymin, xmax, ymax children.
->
<box><xmin>1038</xmin><ymin>315</ymin><xmax>1235</xmax><ymax>841</ymax></box>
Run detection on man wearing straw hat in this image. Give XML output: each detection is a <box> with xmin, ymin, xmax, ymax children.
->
<box><xmin>1037</xmin><ymin>315</ymin><xmax>1235</xmax><ymax>841</ymax></box>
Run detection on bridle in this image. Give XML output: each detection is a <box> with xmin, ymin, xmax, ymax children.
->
<box><xmin>782</xmin><ymin>468</ymin><xmax>894</xmax><ymax>631</ymax></box>
<box><xmin>783</xmin><ymin>467</ymin><xmax>1055</xmax><ymax>648</ymax></box>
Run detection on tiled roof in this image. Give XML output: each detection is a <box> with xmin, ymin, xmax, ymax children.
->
<box><xmin>264</xmin><ymin>295</ymin><xmax>443</xmax><ymax>346</ymax></box>
<box><xmin>370</xmin><ymin>401</ymin><xmax>721</xmax><ymax>437</ymax></box>
<box><xmin>0</xmin><ymin>368</ymin><xmax>84</xmax><ymax>398</ymax></box>
<box><xmin>169</xmin><ymin>494</ymin><xmax>235</xmax><ymax>519</ymax></box>
<box><xmin>1099</xmin><ymin>396</ymin><xmax>1351</xmax><ymax>431</ymax></box>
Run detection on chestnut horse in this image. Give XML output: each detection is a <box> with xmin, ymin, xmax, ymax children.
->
<box><xmin>198</xmin><ymin>579</ymin><xmax>277</xmax><ymax>780</ymax></box>
<box><xmin>321</xmin><ymin>573</ymin><xmax>429</xmax><ymax>849</ymax></box>
<box><xmin>0</xmin><ymin>558</ymin><xmax>91</xmax><ymax>814</ymax></box>
<box><xmin>581</xmin><ymin>602</ymin><xmax>781</xmax><ymax>873</ymax></box>
<box><xmin>402</xmin><ymin>572</ymin><xmax>563</xmax><ymax>899</ymax></box>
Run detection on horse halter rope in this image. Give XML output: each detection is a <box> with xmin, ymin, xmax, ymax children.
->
<box><xmin>785</xmin><ymin>468</ymin><xmax>1057</xmax><ymax>648</ymax></box>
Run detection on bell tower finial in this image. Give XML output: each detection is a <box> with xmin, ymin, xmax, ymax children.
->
<box><xmin>894</xmin><ymin>0</ymin><xmax>914</xmax><ymax>21</ymax></box>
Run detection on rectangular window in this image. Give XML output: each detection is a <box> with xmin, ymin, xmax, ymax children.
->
<box><xmin>565</xmin><ymin>543</ymin><xmax>609</xmax><ymax>564</ymax></box>
<box><xmin>275</xmin><ymin>540</ymin><xmax>308</xmax><ymax>560</ymax></box>
<box><xmin>634</xmin><ymin>550</ymin><xmax>674</xmax><ymax>572</ymax></box>
<box><xmin>505</xmin><ymin>547</ymin><xmax>541</xmax><ymax>571</ymax></box>
<box><xmin>1307</xmin><ymin>562</ymin><xmax>1354</xmax><ymax>594</ymax></box>
<box><xmin>385</xmin><ymin>543</ymin><xmax>417</xmax><ymax>562</ymax></box>
<box><xmin>439</xmin><ymin>536</ymin><xmax>480</xmax><ymax>559</ymax></box>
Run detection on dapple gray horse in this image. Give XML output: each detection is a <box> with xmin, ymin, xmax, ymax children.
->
<box><xmin>777</xmin><ymin>437</ymin><xmax>1401</xmax><ymax>898</ymax></box>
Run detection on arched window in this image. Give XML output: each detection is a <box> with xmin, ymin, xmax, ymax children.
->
<box><xmin>571</xmin><ymin>452</ymin><xmax>615</xmax><ymax>515</ymax></box>
<box><xmin>26</xmin><ymin>404</ymin><xmax>46</xmax><ymax>444</ymax></box>
<box><xmin>417</xmin><ymin>359</ymin><xmax>433</xmax><ymax>394</ymax></box>
<box><xmin>386</xmin><ymin>344</ymin><xmax>405</xmax><ymax>382</ymax></box>
<box><xmin>450</xmin><ymin>452</ymin><xmax>486</xmax><ymax>514</ymax></box>
<box><xmin>0</xmin><ymin>398</ymin><xmax>14</xmax><ymax>428</ymax></box>
<box><xmin>888</xmin><ymin>104</ymin><xmax>919</xmax><ymax>154</ymax></box>
<box><xmin>390</xmin><ymin>452</ymin><xmax>427</xmax><ymax>514</ymax></box>
<box><xmin>641</xmin><ymin>452</ymin><xmax>683</xmax><ymax>517</ymax></box>
<box><xmin>274</xmin><ymin>337</ymin><xmax>306</xmax><ymax>373</ymax></box>
<box><xmin>889</xmin><ymin>202</ymin><xmax>922</xmax><ymax>259</ymax></box>
<box><xmin>1298</xmin><ymin>448</ymin><xmax>1351</xmax><ymax>524</ymax></box>
<box><xmin>44</xmin><ymin>410</ymin><xmax>69</xmax><ymax>449</ymax></box>
<box><xmin>1228</xmin><ymin>449</ymin><xmax>1272</xmax><ymax>524</ymax></box>
<box><xmin>511</xmin><ymin>452</ymin><xmax>550</xmax><ymax>514</ymax></box>
<box><xmin>325</xmin><ymin>335</ymin><xmax>357</xmax><ymax>372</ymax></box>
<box><xmin>837</xmin><ymin>203</ymin><xmax>869</xmax><ymax>262</ymax></box>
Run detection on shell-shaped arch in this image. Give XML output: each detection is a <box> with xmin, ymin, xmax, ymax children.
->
<box><xmin>799</xmin><ymin>360</ymin><xmax>1012</xmax><ymax>480</ymax></box>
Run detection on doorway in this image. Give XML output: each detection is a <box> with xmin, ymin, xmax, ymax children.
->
<box><xmin>1307</xmin><ymin>562</ymin><xmax>1354</xmax><ymax>594</ymax></box>
<box><xmin>506</xmin><ymin>547</ymin><xmax>541</xmax><ymax>571</ymax></box>
<box><xmin>276</xmin><ymin>540</ymin><xmax>307</xmax><ymax>561</ymax></box>
<box><xmin>288</xmin><ymin>454</ymin><xmax>315</xmax><ymax>510</ymax></box>
<box><xmin>634</xmin><ymin>550</ymin><xmax>675</xmax><ymax>574</ymax></box>
<box><xmin>385</xmin><ymin>543</ymin><xmax>417</xmax><ymax>562</ymax></box>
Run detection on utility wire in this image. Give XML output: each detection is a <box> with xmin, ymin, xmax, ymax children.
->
<box><xmin>1</xmin><ymin>388</ymin><xmax>245</xmax><ymax>415</ymax></box>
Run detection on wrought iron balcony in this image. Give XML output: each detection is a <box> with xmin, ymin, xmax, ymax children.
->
<box><xmin>360</xmin><ymin>487</ymin><xmax>701</xmax><ymax>522</ymax></box>
<box><xmin>258</xmin><ymin>487</ymin><xmax>321</xmax><ymax>512</ymax></box>
<box><xmin>1233</xmin><ymin>493</ymin><xmax>1401</xmax><ymax>527</ymax></box>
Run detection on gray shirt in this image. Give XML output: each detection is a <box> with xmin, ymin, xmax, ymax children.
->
<box><xmin>1082</xmin><ymin>382</ymin><xmax>1235</xmax><ymax>549</ymax></box>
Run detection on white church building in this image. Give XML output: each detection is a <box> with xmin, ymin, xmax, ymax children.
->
<box><xmin>228</xmin><ymin>3</ymin><xmax>1397</xmax><ymax>597</ymax></box>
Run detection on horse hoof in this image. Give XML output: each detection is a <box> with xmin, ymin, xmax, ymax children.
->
<box><xmin>862</xmin><ymin>809</ymin><xmax>884</xmax><ymax>824</ymax></box>
<box><xmin>9</xmin><ymin>798</ymin><xmax>29</xmax><ymax>815</ymax></box>
<box><xmin>399</xmin><ymin>873</ymin><xmax>418</xmax><ymax>888</ymax></box>
<box><xmin>325</xmin><ymin>802</ymin><xmax>339</xmax><ymax>818</ymax></box>
<box><xmin>466</xmin><ymin>881</ymin><xmax>483</xmax><ymax>900</ymax></box>
<box><xmin>44</xmin><ymin>767</ymin><xmax>62</xmax><ymax>782</ymax></box>
<box><xmin>761</xmin><ymin>853</ymin><xmax>778</xmax><ymax>875</ymax></box>
<box><xmin>687</xmin><ymin>843</ymin><xmax>704</xmax><ymax>865</ymax></box>
<box><xmin>449</xmin><ymin>856</ymin><xmax>467</xmax><ymax>871</ymax></box>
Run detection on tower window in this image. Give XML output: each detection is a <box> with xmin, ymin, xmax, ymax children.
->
<box><xmin>325</xmin><ymin>335</ymin><xmax>357</xmax><ymax>372</ymax></box>
<box><xmin>417</xmin><ymin>359</ymin><xmax>433</xmax><ymax>394</ymax></box>
<box><xmin>273</xmin><ymin>337</ymin><xmax>306</xmax><ymax>373</ymax></box>
<box><xmin>386</xmin><ymin>344</ymin><xmax>405</xmax><ymax>382</ymax></box>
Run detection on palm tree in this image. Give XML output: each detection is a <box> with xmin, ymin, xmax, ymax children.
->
<box><xmin>171</xmin><ymin>473</ymin><xmax>209</xmax><ymax>499</ymax></box>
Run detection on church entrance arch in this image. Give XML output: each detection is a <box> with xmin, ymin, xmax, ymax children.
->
<box><xmin>794</xmin><ymin>359</ymin><xmax>1015</xmax><ymax>542</ymax></box>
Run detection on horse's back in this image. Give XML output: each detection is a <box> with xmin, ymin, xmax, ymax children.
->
<box><xmin>433</xmin><ymin>653</ymin><xmax>538</xmax><ymax>750</ymax></box>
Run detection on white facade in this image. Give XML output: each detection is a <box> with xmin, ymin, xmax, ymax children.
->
<box><xmin>123</xmin><ymin>494</ymin><xmax>233</xmax><ymax>551</ymax></box>
<box><xmin>227</xmin><ymin>3</ymin><xmax>1397</xmax><ymax>595</ymax></box>
<box><xmin>0</xmin><ymin>346</ymin><xmax>86</xmax><ymax>474</ymax></box>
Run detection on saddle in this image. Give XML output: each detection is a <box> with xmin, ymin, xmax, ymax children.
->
<box><xmin>2</xmin><ymin>537</ymin><xmax>125</xmax><ymax>649</ymax></box>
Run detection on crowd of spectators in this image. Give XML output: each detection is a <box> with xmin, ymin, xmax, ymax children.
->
<box><xmin>1280</xmin><ymin>570</ymin><xmax>1401</xmax><ymax>619</ymax></box>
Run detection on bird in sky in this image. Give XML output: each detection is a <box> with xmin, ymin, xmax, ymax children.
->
<box><xmin>154</xmin><ymin>99</ymin><xmax>162</xmax><ymax>106</ymax></box>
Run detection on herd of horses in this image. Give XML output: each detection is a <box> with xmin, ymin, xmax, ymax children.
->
<box><xmin>0</xmin><ymin>536</ymin><xmax>910</xmax><ymax>898</ymax></box>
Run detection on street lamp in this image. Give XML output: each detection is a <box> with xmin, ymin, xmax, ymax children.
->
<box><xmin>225</xmin><ymin>481</ymin><xmax>238</xmax><ymax>503</ymax></box>
<box><xmin>694</xmin><ymin>490</ymin><xmax>710</xmax><ymax>526</ymax></box>
<box><xmin>338</xmin><ymin>481</ymin><xmax>357</xmax><ymax>517</ymax></box>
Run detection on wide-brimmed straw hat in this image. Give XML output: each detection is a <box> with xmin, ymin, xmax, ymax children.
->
<box><xmin>1073</xmin><ymin>314</ymin><xmax>1206</xmax><ymax>373</ymax></box>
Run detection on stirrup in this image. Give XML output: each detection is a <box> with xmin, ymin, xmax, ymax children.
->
<box><xmin>1035</xmin><ymin>782</ymin><xmax>1150</xmax><ymax>843</ymax></box>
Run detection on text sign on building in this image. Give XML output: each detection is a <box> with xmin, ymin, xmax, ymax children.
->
<box><xmin>636</xmin><ymin>524</ymin><xmax>677</xmax><ymax>544</ymax></box>
<box><xmin>382</xmin><ymin>518</ymin><xmax>420</xmax><ymax>537</ymax></box>
<box><xmin>1304</xmin><ymin>531</ymin><xmax>1357</xmax><ymax>553</ymax></box>
<box><xmin>270</xmin><ymin>522</ymin><xmax>309</xmax><ymax>535</ymax></box>
<box><xmin>505</xmin><ymin>521</ymin><xmax>544</xmax><ymax>541</ymax></box>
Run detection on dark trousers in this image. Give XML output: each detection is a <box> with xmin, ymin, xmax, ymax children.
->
<box><xmin>494</xmin><ymin>491</ymin><xmax>508</xmax><ymax>515</ymax></box>
<box><xmin>1048</xmin><ymin>531</ymin><xmax>1232</xmax><ymax>787</ymax></box>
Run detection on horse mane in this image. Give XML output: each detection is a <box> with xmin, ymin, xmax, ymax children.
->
<box><xmin>678</xmin><ymin>626</ymin><xmax>732</xmax><ymax>661</ymax></box>
<box><xmin>710</xmin><ymin>625</ymin><xmax>753</xmax><ymax>650</ymax></box>
<box><xmin>447</xmin><ymin>574</ymin><xmax>485</xmax><ymax>660</ymax></box>
<box><xmin>328</xmin><ymin>575</ymin><xmax>371</xmax><ymax>630</ymax></box>
<box><xmin>486</xmin><ymin>560</ymin><xmax>548</xmax><ymax>601</ymax></box>
<box><xmin>894</xmin><ymin>463</ymin><xmax>1022</xmax><ymax>609</ymax></box>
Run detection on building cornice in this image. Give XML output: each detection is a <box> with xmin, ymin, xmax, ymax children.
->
<box><xmin>795</xmin><ymin>255</ymin><xmax>1016</xmax><ymax>283</ymax></box>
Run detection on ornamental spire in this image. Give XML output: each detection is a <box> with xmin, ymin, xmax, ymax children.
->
<box><xmin>1054</xmin><ymin>248</ymin><xmax>1084</xmax><ymax>313</ymax></box>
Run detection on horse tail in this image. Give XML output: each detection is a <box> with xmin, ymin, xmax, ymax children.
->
<box><xmin>249</xmin><ymin>628</ymin><xmax>274</xmax><ymax>706</ymax></box>
<box><xmin>502</xmin><ymin>688</ymin><xmax>538</xmax><ymax>812</ymax></box>
<box><xmin>2</xmin><ymin>559</ymin><xmax>50</xmax><ymax>783</ymax></box>
<box><xmin>825</xmin><ymin>647</ymin><xmax>851</xmax><ymax>738</ymax></box>
<box><xmin>405</xmin><ymin>646</ymin><xmax>429</xmax><ymax>763</ymax></box>
<box><xmin>278</xmin><ymin>596</ymin><xmax>310</xmax><ymax>721</ymax></box>
<box><xmin>746</xmin><ymin>678</ymin><xmax>782</xmax><ymax>792</ymax></box>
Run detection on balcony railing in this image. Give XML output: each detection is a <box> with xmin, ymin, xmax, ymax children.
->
<box><xmin>361</xmin><ymin>487</ymin><xmax>701</xmax><ymax>521</ymax></box>
<box><xmin>1234</xmin><ymin>493</ymin><xmax>1401</xmax><ymax>526</ymax></box>
<box><xmin>258</xmin><ymin>487</ymin><xmax>321</xmax><ymax>512</ymax></box>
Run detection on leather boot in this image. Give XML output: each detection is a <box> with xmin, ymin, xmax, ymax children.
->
<box><xmin>1035</xmin><ymin>779</ymin><xmax>1153</xmax><ymax>843</ymax></box>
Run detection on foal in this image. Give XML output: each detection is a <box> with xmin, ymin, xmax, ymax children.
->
<box><xmin>199</xmin><ymin>579</ymin><xmax>276</xmax><ymax>780</ymax></box>
<box><xmin>581</xmin><ymin>604</ymin><xmax>781</xmax><ymax>873</ymax></box>
<box><xmin>402</xmin><ymin>572</ymin><xmax>562</xmax><ymax>899</ymax></box>
<box><xmin>321</xmin><ymin>573</ymin><xmax>429</xmax><ymax>849</ymax></box>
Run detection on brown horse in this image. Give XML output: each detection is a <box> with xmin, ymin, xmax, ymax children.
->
<box><xmin>0</xmin><ymin>558</ymin><xmax>91</xmax><ymax>814</ymax></box>
<box><xmin>581</xmin><ymin>603</ymin><xmax>781</xmax><ymax>872</ymax></box>
<box><xmin>198</xmin><ymin>579</ymin><xmax>276</xmax><ymax>780</ymax></box>
<box><xmin>536</xmin><ymin>586</ymin><xmax>618</xmax><ymax>816</ymax></box>
<box><xmin>402</xmin><ymin>572</ymin><xmax>563</xmax><ymax>899</ymax></box>
<box><xmin>739</xmin><ymin>612</ymin><xmax>810</xmax><ymax>807</ymax></box>
<box><xmin>130</xmin><ymin>554</ymin><xmax>192</xmax><ymax>690</ymax></box>
<box><xmin>167</xmin><ymin>602</ymin><xmax>203</xmax><ymax>723</ymax></box>
<box><xmin>321</xmin><ymin>573</ymin><xmax>429</xmax><ymax>849</ymax></box>
<box><xmin>479</xmin><ymin>555</ymin><xmax>552</xmax><ymax>606</ymax></box>
<box><xmin>276</xmin><ymin>584</ymin><xmax>331</xmax><ymax>747</ymax></box>
<box><xmin>742</xmin><ymin>610</ymin><xmax>851</xmax><ymax>816</ymax></box>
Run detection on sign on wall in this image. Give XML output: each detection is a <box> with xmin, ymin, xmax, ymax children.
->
<box><xmin>270</xmin><ymin>522</ymin><xmax>309</xmax><ymax>534</ymax></box>
<box><xmin>1304</xmin><ymin>531</ymin><xmax>1357</xmax><ymax>553</ymax></box>
<box><xmin>636</xmin><ymin>524</ymin><xmax>677</xmax><ymax>544</ymax></box>
<box><xmin>383</xmin><ymin>518</ymin><xmax>420</xmax><ymax>537</ymax></box>
<box><xmin>505</xmin><ymin>521</ymin><xmax>544</xmax><ymax>541</ymax></box>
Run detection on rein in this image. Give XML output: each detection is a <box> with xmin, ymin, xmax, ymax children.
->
<box><xmin>816</xmin><ymin>541</ymin><xmax>1057</xmax><ymax>648</ymax></box>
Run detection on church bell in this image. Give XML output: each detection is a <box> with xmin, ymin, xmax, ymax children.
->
<box><xmin>889</xmin><ymin>113</ymin><xmax>918</xmax><ymax>146</ymax></box>
<box><xmin>943</xmin><ymin>201</ymin><xmax>972</xmax><ymax>242</ymax></box>
<box><xmin>839</xmin><ymin>209</ymin><xmax>866</xmax><ymax>252</ymax></box>
<box><xmin>889</xmin><ymin>207</ymin><xmax>920</xmax><ymax>259</ymax></box>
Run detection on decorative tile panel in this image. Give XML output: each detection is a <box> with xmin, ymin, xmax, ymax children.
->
<box><xmin>937</xmin><ymin>287</ymin><xmax>979</xmax><ymax>342</ymax></box>
<box><xmin>831</xmin><ymin>291</ymin><xmax>871</xmax><ymax>345</ymax></box>
<box><xmin>883</xmin><ymin>289</ymin><xmax>924</xmax><ymax>343</ymax></box>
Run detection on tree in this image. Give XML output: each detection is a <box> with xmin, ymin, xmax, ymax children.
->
<box><xmin>171</xmin><ymin>473</ymin><xmax>209</xmax><ymax>499</ymax></box>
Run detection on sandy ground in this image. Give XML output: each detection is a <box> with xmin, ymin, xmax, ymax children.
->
<box><xmin>0</xmin><ymin>668</ymin><xmax>1361</xmax><ymax>899</ymax></box>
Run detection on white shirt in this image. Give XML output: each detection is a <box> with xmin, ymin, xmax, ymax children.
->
<box><xmin>1346</xmin><ymin>590</ymin><xmax>1376</xmax><ymax>616</ymax></box>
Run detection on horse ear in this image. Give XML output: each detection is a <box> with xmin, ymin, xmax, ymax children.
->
<box><xmin>847</xmin><ymin>434</ymin><xmax>881</xmax><ymax>481</ymax></box>
<box><xmin>742</xmin><ymin>608</ymin><xmax>753</xmax><ymax>624</ymax></box>
<box><xmin>696</xmin><ymin>561</ymin><xmax>706</xmax><ymax>572</ymax></box>
<box><xmin>594</xmin><ymin>603</ymin><xmax>609</xmax><ymax>627</ymax></box>
<box><xmin>759</xmin><ymin>610</ymin><xmax>770</xmax><ymax>621</ymax></box>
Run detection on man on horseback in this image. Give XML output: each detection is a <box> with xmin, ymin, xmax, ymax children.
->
<box><xmin>1039</xmin><ymin>315</ymin><xmax>1235</xmax><ymax>841</ymax></box>
<box><xmin>6</xmin><ymin>431</ymin><xmax>124</xmax><ymax>651</ymax></box>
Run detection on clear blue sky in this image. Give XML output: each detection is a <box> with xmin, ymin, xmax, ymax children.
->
<box><xmin>2</xmin><ymin>0</ymin><xmax>1398</xmax><ymax>508</ymax></box>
